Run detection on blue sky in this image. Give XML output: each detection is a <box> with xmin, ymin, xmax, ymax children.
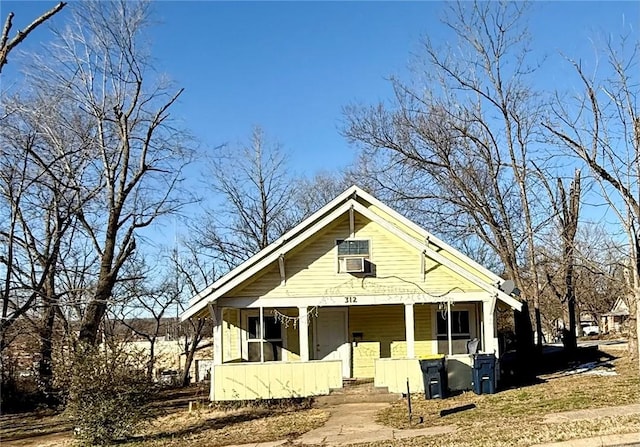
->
<box><xmin>3</xmin><ymin>1</ymin><xmax>638</xmax><ymax>179</ymax></box>
<box><xmin>2</xmin><ymin>0</ymin><xmax>638</xmax><ymax>249</ymax></box>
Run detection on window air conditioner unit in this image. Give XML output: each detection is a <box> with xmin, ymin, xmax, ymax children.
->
<box><xmin>343</xmin><ymin>257</ymin><xmax>366</xmax><ymax>273</ymax></box>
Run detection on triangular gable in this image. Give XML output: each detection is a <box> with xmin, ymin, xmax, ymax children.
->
<box><xmin>609</xmin><ymin>297</ymin><xmax>630</xmax><ymax>315</ymax></box>
<box><xmin>182</xmin><ymin>186</ymin><xmax>522</xmax><ymax>320</ymax></box>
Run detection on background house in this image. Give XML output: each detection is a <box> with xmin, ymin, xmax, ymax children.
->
<box><xmin>601</xmin><ymin>298</ymin><xmax>630</xmax><ymax>335</ymax></box>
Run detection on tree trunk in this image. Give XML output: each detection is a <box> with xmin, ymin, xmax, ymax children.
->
<box><xmin>514</xmin><ymin>301</ymin><xmax>535</xmax><ymax>381</ymax></box>
<box><xmin>630</xmin><ymin>287</ymin><xmax>639</xmax><ymax>365</ymax></box>
<box><xmin>38</xmin><ymin>302</ymin><xmax>55</xmax><ymax>402</ymax></box>
<box><xmin>78</xmin><ymin>235</ymin><xmax>117</xmax><ymax>346</ymax></box>
<box><xmin>534</xmin><ymin>306</ymin><xmax>543</xmax><ymax>350</ymax></box>
<box><xmin>38</xmin><ymin>259</ymin><xmax>58</xmax><ymax>404</ymax></box>
<box><xmin>147</xmin><ymin>339</ymin><xmax>156</xmax><ymax>381</ymax></box>
<box><xmin>563</xmin><ymin>297</ymin><xmax>578</xmax><ymax>353</ymax></box>
<box><xmin>181</xmin><ymin>320</ymin><xmax>205</xmax><ymax>387</ymax></box>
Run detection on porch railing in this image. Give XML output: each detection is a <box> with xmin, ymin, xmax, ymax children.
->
<box><xmin>211</xmin><ymin>359</ymin><xmax>342</xmax><ymax>401</ymax></box>
<box><xmin>374</xmin><ymin>354</ymin><xmax>477</xmax><ymax>393</ymax></box>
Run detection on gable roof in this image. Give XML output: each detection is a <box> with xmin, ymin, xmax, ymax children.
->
<box><xmin>603</xmin><ymin>297</ymin><xmax>630</xmax><ymax>316</ymax></box>
<box><xmin>182</xmin><ymin>185</ymin><xmax>522</xmax><ymax>320</ymax></box>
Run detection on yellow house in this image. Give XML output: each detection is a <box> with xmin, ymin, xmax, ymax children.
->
<box><xmin>181</xmin><ymin>186</ymin><xmax>522</xmax><ymax>401</ymax></box>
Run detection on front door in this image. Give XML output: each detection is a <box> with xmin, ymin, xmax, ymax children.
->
<box><xmin>315</xmin><ymin>308</ymin><xmax>350</xmax><ymax>378</ymax></box>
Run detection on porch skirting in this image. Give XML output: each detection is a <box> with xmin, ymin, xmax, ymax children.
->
<box><xmin>210</xmin><ymin>355</ymin><xmax>495</xmax><ymax>401</ymax></box>
<box><xmin>211</xmin><ymin>360</ymin><xmax>342</xmax><ymax>401</ymax></box>
<box><xmin>374</xmin><ymin>355</ymin><xmax>485</xmax><ymax>393</ymax></box>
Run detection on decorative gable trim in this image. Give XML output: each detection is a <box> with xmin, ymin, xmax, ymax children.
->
<box><xmin>182</xmin><ymin>185</ymin><xmax>522</xmax><ymax>320</ymax></box>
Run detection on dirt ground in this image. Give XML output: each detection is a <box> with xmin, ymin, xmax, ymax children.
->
<box><xmin>1</xmin><ymin>346</ymin><xmax>638</xmax><ymax>447</ymax></box>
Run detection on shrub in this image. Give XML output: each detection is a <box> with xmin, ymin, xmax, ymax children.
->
<box><xmin>66</xmin><ymin>345</ymin><xmax>156</xmax><ymax>446</ymax></box>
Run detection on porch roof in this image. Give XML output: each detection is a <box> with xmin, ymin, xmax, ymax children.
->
<box><xmin>181</xmin><ymin>185</ymin><xmax>522</xmax><ymax>321</ymax></box>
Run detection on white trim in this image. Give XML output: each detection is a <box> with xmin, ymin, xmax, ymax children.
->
<box><xmin>242</xmin><ymin>309</ymin><xmax>288</xmax><ymax>363</ymax></box>
<box><xmin>211</xmin><ymin>305</ymin><xmax>223</xmax><ymax>366</ymax></box>
<box><xmin>433</xmin><ymin>303</ymin><xmax>478</xmax><ymax>356</ymax></box>
<box><xmin>299</xmin><ymin>306</ymin><xmax>309</xmax><ymax>362</ymax></box>
<box><xmin>188</xmin><ymin>186</ymin><xmax>360</xmax><ymax>307</ymax></box>
<box><xmin>183</xmin><ymin>185</ymin><xmax>521</xmax><ymax>322</ymax></box>
<box><xmin>349</xmin><ymin>205</ymin><xmax>355</xmax><ymax>237</ymax></box>
<box><xmin>447</xmin><ymin>300</ymin><xmax>453</xmax><ymax>356</ymax></box>
<box><xmin>182</xmin><ymin>200</ymin><xmax>355</xmax><ymax>320</ymax></box>
<box><xmin>336</xmin><ymin>237</ymin><xmax>372</xmax><ymax>274</ymax></box>
<box><xmin>278</xmin><ymin>255</ymin><xmax>286</xmax><ymax>286</ymax></box>
<box><xmin>405</xmin><ymin>304</ymin><xmax>415</xmax><ymax>359</ymax></box>
<box><xmin>217</xmin><ymin>292</ymin><xmax>492</xmax><ymax>309</ymax></box>
<box><xmin>353</xmin><ymin>187</ymin><xmax>505</xmax><ymax>285</ymax></box>
<box><xmin>482</xmin><ymin>300</ymin><xmax>497</xmax><ymax>354</ymax></box>
<box><xmin>352</xmin><ymin>202</ymin><xmax>522</xmax><ymax>311</ymax></box>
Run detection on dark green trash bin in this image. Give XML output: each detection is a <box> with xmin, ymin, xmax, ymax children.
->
<box><xmin>419</xmin><ymin>357</ymin><xmax>447</xmax><ymax>399</ymax></box>
<box><xmin>472</xmin><ymin>353</ymin><xmax>496</xmax><ymax>395</ymax></box>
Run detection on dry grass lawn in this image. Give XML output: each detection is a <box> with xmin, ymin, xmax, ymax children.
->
<box><xmin>2</xmin><ymin>347</ymin><xmax>638</xmax><ymax>447</ymax></box>
<box><xmin>366</xmin><ymin>348</ymin><xmax>640</xmax><ymax>447</ymax></box>
<box><xmin>124</xmin><ymin>406</ymin><xmax>329</xmax><ymax>446</ymax></box>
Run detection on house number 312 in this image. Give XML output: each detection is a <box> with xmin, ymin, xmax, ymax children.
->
<box><xmin>344</xmin><ymin>296</ymin><xmax>357</xmax><ymax>303</ymax></box>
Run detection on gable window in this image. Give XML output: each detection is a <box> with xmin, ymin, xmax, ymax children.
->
<box><xmin>337</xmin><ymin>239</ymin><xmax>371</xmax><ymax>273</ymax></box>
<box><xmin>337</xmin><ymin>239</ymin><xmax>370</xmax><ymax>256</ymax></box>
<box><xmin>247</xmin><ymin>315</ymin><xmax>283</xmax><ymax>362</ymax></box>
<box><xmin>437</xmin><ymin>310</ymin><xmax>470</xmax><ymax>340</ymax></box>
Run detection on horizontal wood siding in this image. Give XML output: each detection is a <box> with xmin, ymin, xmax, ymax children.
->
<box><xmin>374</xmin><ymin>358</ymin><xmax>425</xmax><ymax>393</ymax></box>
<box><xmin>228</xmin><ymin>213</ymin><xmax>480</xmax><ymax>300</ymax></box>
<box><xmin>415</xmin><ymin>304</ymin><xmax>435</xmax><ymax>357</ymax></box>
<box><xmin>427</xmin><ymin>240</ymin><xmax>494</xmax><ymax>285</ymax></box>
<box><xmin>282</xmin><ymin>308</ymin><xmax>301</xmax><ymax>361</ymax></box>
<box><xmin>373</xmin><ymin>355</ymin><xmax>474</xmax><ymax>393</ymax></box>
<box><xmin>222</xmin><ymin>309</ymin><xmax>241</xmax><ymax>362</ymax></box>
<box><xmin>366</xmin><ymin>201</ymin><xmax>492</xmax><ymax>286</ymax></box>
<box><xmin>212</xmin><ymin>360</ymin><xmax>342</xmax><ymax>400</ymax></box>
<box><xmin>349</xmin><ymin>305</ymin><xmax>436</xmax><ymax>378</ymax></box>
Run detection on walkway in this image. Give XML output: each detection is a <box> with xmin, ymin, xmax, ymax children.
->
<box><xmin>228</xmin><ymin>402</ymin><xmax>640</xmax><ymax>447</ymax></box>
<box><xmin>293</xmin><ymin>402</ymin><xmax>455</xmax><ymax>446</ymax></box>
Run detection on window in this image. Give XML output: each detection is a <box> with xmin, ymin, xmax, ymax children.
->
<box><xmin>337</xmin><ymin>239</ymin><xmax>372</xmax><ymax>273</ymax></box>
<box><xmin>337</xmin><ymin>239</ymin><xmax>370</xmax><ymax>256</ymax></box>
<box><xmin>437</xmin><ymin>310</ymin><xmax>470</xmax><ymax>340</ymax></box>
<box><xmin>247</xmin><ymin>315</ymin><xmax>283</xmax><ymax>362</ymax></box>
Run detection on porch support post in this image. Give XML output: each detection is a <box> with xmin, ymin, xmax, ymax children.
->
<box><xmin>447</xmin><ymin>300</ymin><xmax>453</xmax><ymax>356</ymax></box>
<box><xmin>209</xmin><ymin>303</ymin><xmax>223</xmax><ymax>401</ymax></box>
<box><xmin>210</xmin><ymin>304</ymin><xmax>223</xmax><ymax>365</ymax></box>
<box><xmin>259</xmin><ymin>306</ymin><xmax>265</xmax><ymax>363</ymax></box>
<box><xmin>482</xmin><ymin>296</ymin><xmax>497</xmax><ymax>355</ymax></box>
<box><xmin>298</xmin><ymin>306</ymin><xmax>309</xmax><ymax>362</ymax></box>
<box><xmin>404</xmin><ymin>303</ymin><xmax>415</xmax><ymax>359</ymax></box>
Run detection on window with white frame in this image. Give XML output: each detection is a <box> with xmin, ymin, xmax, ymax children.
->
<box><xmin>336</xmin><ymin>239</ymin><xmax>371</xmax><ymax>273</ymax></box>
<box><xmin>247</xmin><ymin>314</ymin><xmax>283</xmax><ymax>362</ymax></box>
<box><xmin>436</xmin><ymin>310</ymin><xmax>470</xmax><ymax>340</ymax></box>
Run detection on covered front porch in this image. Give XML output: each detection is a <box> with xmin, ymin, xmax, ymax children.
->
<box><xmin>208</xmin><ymin>295</ymin><xmax>502</xmax><ymax>401</ymax></box>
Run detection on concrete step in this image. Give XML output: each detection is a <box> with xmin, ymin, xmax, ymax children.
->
<box><xmin>328</xmin><ymin>384</ymin><xmax>391</xmax><ymax>395</ymax></box>
<box><xmin>313</xmin><ymin>391</ymin><xmax>403</xmax><ymax>407</ymax></box>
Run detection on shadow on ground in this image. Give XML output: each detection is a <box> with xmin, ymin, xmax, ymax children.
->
<box><xmin>499</xmin><ymin>345</ymin><xmax>618</xmax><ymax>390</ymax></box>
<box><xmin>120</xmin><ymin>409</ymin><xmax>276</xmax><ymax>445</ymax></box>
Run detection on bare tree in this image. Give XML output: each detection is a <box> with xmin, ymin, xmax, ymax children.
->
<box><xmin>0</xmin><ymin>1</ymin><xmax>66</xmax><ymax>74</ymax></box>
<box><xmin>169</xmin><ymin>245</ymin><xmax>214</xmax><ymax>386</ymax></box>
<box><xmin>108</xmin><ymin>258</ymin><xmax>182</xmax><ymax>380</ymax></box>
<box><xmin>343</xmin><ymin>1</ymin><xmax>551</xmax><ymax>354</ymax></box>
<box><xmin>20</xmin><ymin>0</ymin><xmax>193</xmax><ymax>347</ymax></box>
<box><xmin>544</xmin><ymin>28</ymin><xmax>640</xmax><ymax>363</ymax></box>
<box><xmin>539</xmin><ymin>170</ymin><xmax>582</xmax><ymax>351</ymax></box>
<box><xmin>289</xmin><ymin>171</ymin><xmax>352</xmax><ymax>222</ymax></box>
<box><xmin>197</xmin><ymin>126</ymin><xmax>295</xmax><ymax>270</ymax></box>
<box><xmin>0</xmin><ymin>91</ymin><xmax>90</xmax><ymax>359</ymax></box>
